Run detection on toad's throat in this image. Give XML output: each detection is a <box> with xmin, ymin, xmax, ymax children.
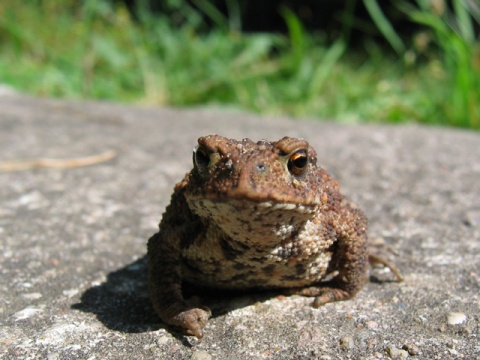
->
<box><xmin>186</xmin><ymin>198</ymin><xmax>317</xmax><ymax>246</ymax></box>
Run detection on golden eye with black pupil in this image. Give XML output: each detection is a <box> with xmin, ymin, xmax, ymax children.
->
<box><xmin>193</xmin><ymin>146</ymin><xmax>210</xmax><ymax>173</ymax></box>
<box><xmin>288</xmin><ymin>149</ymin><xmax>308</xmax><ymax>176</ymax></box>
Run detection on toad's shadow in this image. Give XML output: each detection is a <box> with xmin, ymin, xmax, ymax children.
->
<box><xmin>72</xmin><ymin>256</ymin><xmax>156</xmax><ymax>333</ymax></box>
<box><xmin>72</xmin><ymin>256</ymin><xmax>397</xmax><ymax>337</ymax></box>
<box><xmin>71</xmin><ymin>256</ymin><xmax>274</xmax><ymax>336</ymax></box>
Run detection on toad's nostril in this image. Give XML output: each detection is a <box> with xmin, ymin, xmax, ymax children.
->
<box><xmin>256</xmin><ymin>163</ymin><xmax>267</xmax><ymax>172</ymax></box>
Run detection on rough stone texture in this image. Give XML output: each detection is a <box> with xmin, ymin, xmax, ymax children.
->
<box><xmin>0</xmin><ymin>94</ymin><xmax>479</xmax><ymax>359</ymax></box>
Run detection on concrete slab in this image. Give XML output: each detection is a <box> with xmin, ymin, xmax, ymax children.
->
<box><xmin>1</xmin><ymin>94</ymin><xmax>479</xmax><ymax>359</ymax></box>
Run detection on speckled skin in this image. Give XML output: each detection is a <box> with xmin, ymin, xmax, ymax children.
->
<box><xmin>148</xmin><ymin>135</ymin><xmax>369</xmax><ymax>338</ymax></box>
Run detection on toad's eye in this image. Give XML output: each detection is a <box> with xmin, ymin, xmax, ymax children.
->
<box><xmin>288</xmin><ymin>149</ymin><xmax>308</xmax><ymax>176</ymax></box>
<box><xmin>193</xmin><ymin>146</ymin><xmax>210</xmax><ymax>173</ymax></box>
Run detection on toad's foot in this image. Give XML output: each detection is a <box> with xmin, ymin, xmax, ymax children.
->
<box><xmin>286</xmin><ymin>285</ymin><xmax>354</xmax><ymax>308</ymax></box>
<box><xmin>169</xmin><ymin>306</ymin><xmax>212</xmax><ymax>339</ymax></box>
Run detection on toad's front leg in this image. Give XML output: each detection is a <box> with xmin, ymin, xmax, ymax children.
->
<box><xmin>147</xmin><ymin>234</ymin><xmax>211</xmax><ymax>338</ymax></box>
<box><xmin>287</xmin><ymin>204</ymin><xmax>369</xmax><ymax>306</ymax></box>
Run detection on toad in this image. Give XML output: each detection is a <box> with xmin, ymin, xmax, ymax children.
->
<box><xmin>147</xmin><ymin>135</ymin><xmax>401</xmax><ymax>338</ymax></box>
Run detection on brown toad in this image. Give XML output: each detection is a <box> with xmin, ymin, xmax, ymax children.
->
<box><xmin>148</xmin><ymin>135</ymin><xmax>400</xmax><ymax>338</ymax></box>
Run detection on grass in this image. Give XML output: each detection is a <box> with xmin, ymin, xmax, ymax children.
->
<box><xmin>0</xmin><ymin>0</ymin><xmax>478</xmax><ymax>129</ymax></box>
<box><xmin>398</xmin><ymin>0</ymin><xmax>480</xmax><ymax>128</ymax></box>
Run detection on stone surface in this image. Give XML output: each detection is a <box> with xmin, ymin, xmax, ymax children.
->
<box><xmin>0</xmin><ymin>94</ymin><xmax>479</xmax><ymax>359</ymax></box>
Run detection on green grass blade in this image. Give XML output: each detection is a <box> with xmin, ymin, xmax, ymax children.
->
<box><xmin>453</xmin><ymin>0</ymin><xmax>475</xmax><ymax>42</ymax></box>
<box><xmin>225</xmin><ymin>0</ymin><xmax>242</xmax><ymax>31</ymax></box>
<box><xmin>192</xmin><ymin>0</ymin><xmax>228</xmax><ymax>29</ymax></box>
<box><xmin>308</xmin><ymin>40</ymin><xmax>346</xmax><ymax>97</ymax></box>
<box><xmin>363</xmin><ymin>0</ymin><xmax>405</xmax><ymax>54</ymax></box>
<box><xmin>280</xmin><ymin>6</ymin><xmax>306</xmax><ymax>71</ymax></box>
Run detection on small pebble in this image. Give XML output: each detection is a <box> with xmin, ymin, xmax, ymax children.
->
<box><xmin>386</xmin><ymin>346</ymin><xmax>408</xmax><ymax>359</ymax></box>
<box><xmin>156</xmin><ymin>335</ymin><xmax>170</xmax><ymax>346</ymax></box>
<box><xmin>14</xmin><ymin>306</ymin><xmax>43</xmax><ymax>320</ymax></box>
<box><xmin>62</xmin><ymin>289</ymin><xmax>79</xmax><ymax>298</ymax></box>
<box><xmin>191</xmin><ymin>350</ymin><xmax>212</xmax><ymax>360</ymax></box>
<box><xmin>339</xmin><ymin>336</ymin><xmax>354</xmax><ymax>351</ymax></box>
<box><xmin>447</xmin><ymin>312</ymin><xmax>467</xmax><ymax>325</ymax></box>
<box><xmin>402</xmin><ymin>343</ymin><xmax>420</xmax><ymax>355</ymax></box>
<box><xmin>366</xmin><ymin>321</ymin><xmax>378</xmax><ymax>329</ymax></box>
<box><xmin>22</xmin><ymin>292</ymin><xmax>43</xmax><ymax>300</ymax></box>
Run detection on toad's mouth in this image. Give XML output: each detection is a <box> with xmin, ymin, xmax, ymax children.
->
<box><xmin>186</xmin><ymin>190</ymin><xmax>320</xmax><ymax>212</ymax></box>
<box><xmin>187</xmin><ymin>196</ymin><xmax>317</xmax><ymax>215</ymax></box>
<box><xmin>255</xmin><ymin>200</ymin><xmax>317</xmax><ymax>214</ymax></box>
<box><xmin>184</xmin><ymin>178</ymin><xmax>324</xmax><ymax>210</ymax></box>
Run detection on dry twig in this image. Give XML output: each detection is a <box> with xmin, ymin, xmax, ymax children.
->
<box><xmin>0</xmin><ymin>150</ymin><xmax>117</xmax><ymax>172</ymax></box>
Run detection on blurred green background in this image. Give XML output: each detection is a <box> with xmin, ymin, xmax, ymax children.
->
<box><xmin>0</xmin><ymin>0</ymin><xmax>478</xmax><ymax>129</ymax></box>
